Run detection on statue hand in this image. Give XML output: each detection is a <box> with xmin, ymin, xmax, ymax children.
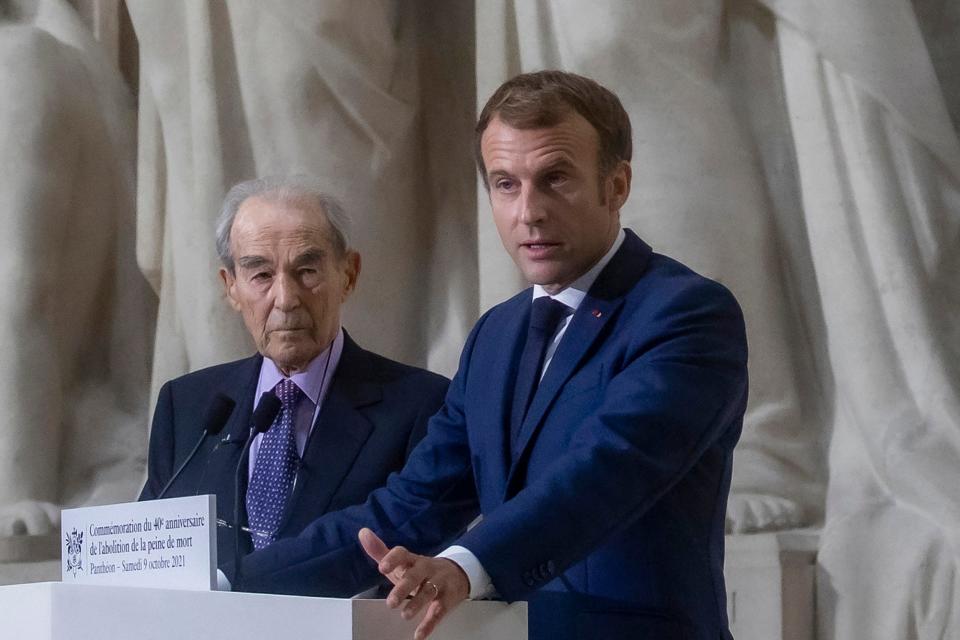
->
<box><xmin>0</xmin><ymin>500</ymin><xmax>61</xmax><ymax>537</ymax></box>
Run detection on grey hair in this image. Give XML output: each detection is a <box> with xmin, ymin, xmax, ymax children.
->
<box><xmin>215</xmin><ymin>175</ymin><xmax>352</xmax><ymax>272</ymax></box>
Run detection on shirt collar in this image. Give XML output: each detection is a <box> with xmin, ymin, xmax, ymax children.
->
<box><xmin>532</xmin><ymin>227</ymin><xmax>625</xmax><ymax>310</ymax></box>
<box><xmin>257</xmin><ymin>327</ymin><xmax>344</xmax><ymax>406</ymax></box>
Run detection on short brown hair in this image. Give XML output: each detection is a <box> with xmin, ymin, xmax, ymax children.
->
<box><xmin>475</xmin><ymin>70</ymin><xmax>632</xmax><ymax>187</ymax></box>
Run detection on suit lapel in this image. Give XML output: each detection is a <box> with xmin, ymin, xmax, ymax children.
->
<box><xmin>509</xmin><ymin>296</ymin><xmax>621</xmax><ymax>465</ymax></box>
<box><xmin>486</xmin><ymin>296</ymin><xmax>531</xmax><ymax>496</ymax></box>
<box><xmin>216</xmin><ymin>355</ymin><xmax>263</xmax><ymax>448</ymax></box>
<box><xmin>194</xmin><ymin>355</ymin><xmax>261</xmax><ymax>547</ymax></box>
<box><xmin>280</xmin><ymin>334</ymin><xmax>379</xmax><ymax>526</ymax></box>
<box><xmin>507</xmin><ymin>231</ymin><xmax>653</xmax><ymax>486</ymax></box>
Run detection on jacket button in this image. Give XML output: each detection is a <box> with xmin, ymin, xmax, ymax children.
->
<box><xmin>523</xmin><ymin>574</ymin><xmax>536</xmax><ymax>587</ymax></box>
<box><xmin>545</xmin><ymin>560</ymin><xmax>555</xmax><ymax>576</ymax></box>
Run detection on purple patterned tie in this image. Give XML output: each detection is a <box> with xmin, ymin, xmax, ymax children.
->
<box><xmin>245</xmin><ymin>379</ymin><xmax>302</xmax><ymax>550</ymax></box>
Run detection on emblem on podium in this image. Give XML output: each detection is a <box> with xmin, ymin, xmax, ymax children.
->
<box><xmin>64</xmin><ymin>528</ymin><xmax>84</xmax><ymax>577</ymax></box>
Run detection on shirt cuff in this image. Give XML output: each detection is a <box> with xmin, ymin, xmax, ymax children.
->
<box><xmin>436</xmin><ymin>545</ymin><xmax>495</xmax><ymax>600</ymax></box>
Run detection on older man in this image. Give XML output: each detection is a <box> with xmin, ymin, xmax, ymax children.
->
<box><xmin>140</xmin><ymin>177</ymin><xmax>449</xmax><ymax>569</ymax></box>
<box><xmin>238</xmin><ymin>72</ymin><xmax>748</xmax><ymax>640</ymax></box>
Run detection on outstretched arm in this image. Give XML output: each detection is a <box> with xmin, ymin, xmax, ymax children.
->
<box><xmin>237</xmin><ymin>315</ymin><xmax>493</xmax><ymax>596</ymax></box>
<box><xmin>350</xmin><ymin>280</ymin><xmax>748</xmax><ymax>637</ymax></box>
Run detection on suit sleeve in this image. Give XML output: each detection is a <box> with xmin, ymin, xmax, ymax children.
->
<box><xmin>406</xmin><ymin>374</ymin><xmax>449</xmax><ymax>458</ymax></box>
<box><xmin>139</xmin><ymin>381</ymin><xmax>175</xmax><ymax>500</ymax></box>
<box><xmin>237</xmin><ymin>321</ymin><xmax>486</xmax><ymax>596</ymax></box>
<box><xmin>456</xmin><ymin>280</ymin><xmax>748</xmax><ymax>600</ymax></box>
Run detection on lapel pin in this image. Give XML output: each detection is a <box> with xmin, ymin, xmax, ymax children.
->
<box><xmin>592</xmin><ymin>309</ymin><xmax>602</xmax><ymax>318</ymax></box>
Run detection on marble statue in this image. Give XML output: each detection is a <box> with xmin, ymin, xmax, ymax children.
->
<box><xmin>0</xmin><ymin>0</ymin><xmax>152</xmax><ymax>545</ymax></box>
<box><xmin>747</xmin><ymin>1</ymin><xmax>960</xmax><ymax>636</ymax></box>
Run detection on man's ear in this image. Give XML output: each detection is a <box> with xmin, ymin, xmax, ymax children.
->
<box><xmin>219</xmin><ymin>267</ymin><xmax>242</xmax><ymax>311</ymax></box>
<box><xmin>340</xmin><ymin>251</ymin><xmax>361</xmax><ymax>302</ymax></box>
<box><xmin>606</xmin><ymin>161</ymin><xmax>632</xmax><ymax>213</ymax></box>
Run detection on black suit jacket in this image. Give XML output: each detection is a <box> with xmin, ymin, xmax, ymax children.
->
<box><xmin>139</xmin><ymin>332</ymin><xmax>449</xmax><ymax>570</ymax></box>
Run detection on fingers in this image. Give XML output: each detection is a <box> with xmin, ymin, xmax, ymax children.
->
<box><xmin>358</xmin><ymin>528</ymin><xmax>389</xmax><ymax>563</ymax></box>
<box><xmin>401</xmin><ymin>559</ymin><xmax>470</xmax><ymax>632</ymax></box>
<box><xmin>384</xmin><ymin>552</ymin><xmax>425</xmax><ymax>607</ymax></box>
<box><xmin>414</xmin><ymin>598</ymin><xmax>447</xmax><ymax>640</ymax></box>
<box><xmin>356</xmin><ymin>531</ymin><xmax>469</xmax><ymax>639</ymax></box>
<box><xmin>378</xmin><ymin>544</ymin><xmax>416</xmax><ymax>579</ymax></box>
<box><xmin>359</xmin><ymin>529</ymin><xmax>423</xmax><ymax>606</ymax></box>
<box><xmin>401</xmin><ymin>579</ymin><xmax>437</xmax><ymax>620</ymax></box>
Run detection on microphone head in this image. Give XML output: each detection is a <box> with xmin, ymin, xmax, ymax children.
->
<box><xmin>203</xmin><ymin>393</ymin><xmax>236</xmax><ymax>436</ymax></box>
<box><xmin>251</xmin><ymin>393</ymin><xmax>282</xmax><ymax>434</ymax></box>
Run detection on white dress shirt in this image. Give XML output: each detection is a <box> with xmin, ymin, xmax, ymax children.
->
<box><xmin>439</xmin><ymin>228</ymin><xmax>626</xmax><ymax>599</ymax></box>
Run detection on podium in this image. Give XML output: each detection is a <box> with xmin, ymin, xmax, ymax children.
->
<box><xmin>0</xmin><ymin>582</ymin><xmax>527</xmax><ymax>640</ymax></box>
<box><xmin>724</xmin><ymin>531</ymin><xmax>819</xmax><ymax>640</ymax></box>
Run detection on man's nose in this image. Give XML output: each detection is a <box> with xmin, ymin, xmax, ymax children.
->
<box><xmin>518</xmin><ymin>184</ymin><xmax>548</xmax><ymax>226</ymax></box>
<box><xmin>273</xmin><ymin>272</ymin><xmax>301</xmax><ymax>310</ymax></box>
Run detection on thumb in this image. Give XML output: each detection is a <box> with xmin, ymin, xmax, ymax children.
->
<box><xmin>358</xmin><ymin>527</ymin><xmax>390</xmax><ymax>563</ymax></box>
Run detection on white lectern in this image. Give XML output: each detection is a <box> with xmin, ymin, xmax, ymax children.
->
<box><xmin>724</xmin><ymin>531</ymin><xmax>818</xmax><ymax>640</ymax></box>
<box><xmin>0</xmin><ymin>583</ymin><xmax>527</xmax><ymax>640</ymax></box>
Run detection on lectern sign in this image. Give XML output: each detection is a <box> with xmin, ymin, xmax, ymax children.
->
<box><xmin>61</xmin><ymin>495</ymin><xmax>217</xmax><ymax>590</ymax></box>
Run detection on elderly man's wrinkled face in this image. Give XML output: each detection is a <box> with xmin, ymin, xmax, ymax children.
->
<box><xmin>220</xmin><ymin>196</ymin><xmax>360</xmax><ymax>375</ymax></box>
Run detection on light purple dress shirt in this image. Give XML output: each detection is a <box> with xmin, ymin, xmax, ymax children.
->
<box><xmin>247</xmin><ymin>328</ymin><xmax>345</xmax><ymax>481</ymax></box>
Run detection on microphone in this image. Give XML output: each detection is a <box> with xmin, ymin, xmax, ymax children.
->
<box><xmin>232</xmin><ymin>392</ymin><xmax>282</xmax><ymax>589</ymax></box>
<box><xmin>156</xmin><ymin>393</ymin><xmax>236</xmax><ymax>499</ymax></box>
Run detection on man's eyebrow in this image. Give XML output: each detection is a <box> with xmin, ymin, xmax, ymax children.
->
<box><xmin>486</xmin><ymin>169</ymin><xmax>512</xmax><ymax>182</ymax></box>
<box><xmin>487</xmin><ymin>157</ymin><xmax>576</xmax><ymax>182</ymax></box>
<box><xmin>236</xmin><ymin>255</ymin><xmax>271</xmax><ymax>270</ymax></box>
<box><xmin>291</xmin><ymin>248</ymin><xmax>326</xmax><ymax>267</ymax></box>
<box><xmin>538</xmin><ymin>156</ymin><xmax>576</xmax><ymax>173</ymax></box>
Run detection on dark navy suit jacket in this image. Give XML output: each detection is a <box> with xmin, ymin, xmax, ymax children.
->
<box><xmin>139</xmin><ymin>332</ymin><xmax>449</xmax><ymax>571</ymax></box>
<box><xmin>237</xmin><ymin>230</ymin><xmax>748</xmax><ymax>640</ymax></box>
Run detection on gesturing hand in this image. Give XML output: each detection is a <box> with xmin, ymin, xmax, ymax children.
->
<box><xmin>358</xmin><ymin>528</ymin><xmax>470</xmax><ymax>640</ymax></box>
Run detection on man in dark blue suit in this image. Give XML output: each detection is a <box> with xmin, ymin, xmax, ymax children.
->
<box><xmin>140</xmin><ymin>177</ymin><xmax>449</xmax><ymax>572</ymax></box>
<box><xmin>237</xmin><ymin>72</ymin><xmax>748</xmax><ymax>640</ymax></box>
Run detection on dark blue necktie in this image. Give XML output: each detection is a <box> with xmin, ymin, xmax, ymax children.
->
<box><xmin>246</xmin><ymin>379</ymin><xmax>302</xmax><ymax>550</ymax></box>
<box><xmin>510</xmin><ymin>297</ymin><xmax>570</xmax><ymax>449</ymax></box>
